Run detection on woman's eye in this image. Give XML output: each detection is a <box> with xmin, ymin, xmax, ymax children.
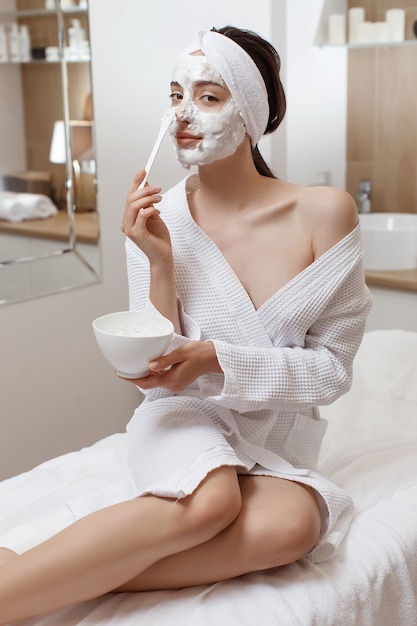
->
<box><xmin>201</xmin><ymin>94</ymin><xmax>219</xmax><ymax>103</ymax></box>
<box><xmin>169</xmin><ymin>92</ymin><xmax>183</xmax><ymax>103</ymax></box>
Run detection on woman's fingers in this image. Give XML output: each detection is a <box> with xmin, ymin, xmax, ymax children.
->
<box><xmin>122</xmin><ymin>183</ymin><xmax>162</xmax><ymax>232</ymax></box>
<box><xmin>122</xmin><ymin>342</ymin><xmax>221</xmax><ymax>393</ymax></box>
<box><xmin>127</xmin><ymin>185</ymin><xmax>162</xmax><ymax>209</ymax></box>
<box><xmin>128</xmin><ymin>169</ymin><xmax>161</xmax><ymax>198</ymax></box>
<box><xmin>122</xmin><ymin>206</ymin><xmax>160</xmax><ymax>235</ymax></box>
<box><xmin>125</xmin><ymin>190</ymin><xmax>162</xmax><ymax>218</ymax></box>
<box><xmin>121</xmin><ymin>171</ymin><xmax>171</xmax><ymax>259</ymax></box>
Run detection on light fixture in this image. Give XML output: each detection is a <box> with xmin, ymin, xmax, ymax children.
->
<box><xmin>49</xmin><ymin>120</ymin><xmax>95</xmax><ymax>210</ymax></box>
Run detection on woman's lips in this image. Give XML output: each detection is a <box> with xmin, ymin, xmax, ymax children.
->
<box><xmin>175</xmin><ymin>133</ymin><xmax>202</xmax><ymax>148</ymax></box>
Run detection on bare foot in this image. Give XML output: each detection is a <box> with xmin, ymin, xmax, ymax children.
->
<box><xmin>0</xmin><ymin>547</ymin><xmax>18</xmax><ymax>566</ymax></box>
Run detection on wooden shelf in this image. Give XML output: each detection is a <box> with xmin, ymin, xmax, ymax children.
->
<box><xmin>320</xmin><ymin>39</ymin><xmax>417</xmax><ymax>49</ymax></box>
<box><xmin>0</xmin><ymin>210</ymin><xmax>99</xmax><ymax>244</ymax></box>
<box><xmin>365</xmin><ymin>268</ymin><xmax>417</xmax><ymax>292</ymax></box>
<box><xmin>314</xmin><ymin>0</ymin><xmax>417</xmax><ymax>49</ymax></box>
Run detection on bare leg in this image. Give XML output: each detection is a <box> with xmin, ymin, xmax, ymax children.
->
<box><xmin>117</xmin><ymin>476</ymin><xmax>322</xmax><ymax>591</ymax></box>
<box><xmin>0</xmin><ymin>466</ymin><xmax>241</xmax><ymax>625</ymax></box>
<box><xmin>0</xmin><ymin>548</ymin><xmax>17</xmax><ymax>567</ymax></box>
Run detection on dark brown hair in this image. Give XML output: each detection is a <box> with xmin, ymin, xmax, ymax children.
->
<box><xmin>212</xmin><ymin>26</ymin><xmax>286</xmax><ymax>178</ymax></box>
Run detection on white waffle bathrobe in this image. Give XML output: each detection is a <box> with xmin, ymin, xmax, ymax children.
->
<box><xmin>123</xmin><ymin>174</ymin><xmax>372</xmax><ymax>561</ymax></box>
<box><xmin>73</xmin><ymin>175</ymin><xmax>372</xmax><ymax>562</ymax></box>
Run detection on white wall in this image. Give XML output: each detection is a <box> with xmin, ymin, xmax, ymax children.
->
<box><xmin>366</xmin><ymin>287</ymin><xmax>417</xmax><ymax>333</ymax></box>
<box><xmin>274</xmin><ymin>0</ymin><xmax>347</xmax><ymax>188</ymax></box>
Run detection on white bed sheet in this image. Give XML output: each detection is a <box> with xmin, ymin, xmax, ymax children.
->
<box><xmin>1</xmin><ymin>329</ymin><xmax>417</xmax><ymax>626</ymax></box>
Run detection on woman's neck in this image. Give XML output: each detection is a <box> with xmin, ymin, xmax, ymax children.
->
<box><xmin>195</xmin><ymin>139</ymin><xmax>264</xmax><ymax>213</ymax></box>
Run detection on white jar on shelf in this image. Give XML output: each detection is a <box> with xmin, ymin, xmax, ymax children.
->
<box><xmin>19</xmin><ymin>25</ymin><xmax>31</xmax><ymax>62</ymax></box>
<box><xmin>45</xmin><ymin>46</ymin><xmax>59</xmax><ymax>62</ymax></box>
<box><xmin>356</xmin><ymin>21</ymin><xmax>374</xmax><ymax>44</ymax></box>
<box><xmin>68</xmin><ymin>18</ymin><xmax>88</xmax><ymax>60</ymax></box>
<box><xmin>8</xmin><ymin>23</ymin><xmax>20</xmax><ymax>62</ymax></box>
<box><xmin>374</xmin><ymin>22</ymin><xmax>389</xmax><ymax>43</ymax></box>
<box><xmin>386</xmin><ymin>9</ymin><xmax>405</xmax><ymax>42</ymax></box>
<box><xmin>348</xmin><ymin>7</ymin><xmax>365</xmax><ymax>44</ymax></box>
<box><xmin>61</xmin><ymin>0</ymin><xmax>76</xmax><ymax>8</ymax></box>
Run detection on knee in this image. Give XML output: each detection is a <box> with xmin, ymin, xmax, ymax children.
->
<box><xmin>247</xmin><ymin>504</ymin><xmax>321</xmax><ymax>570</ymax></box>
<box><xmin>183</xmin><ymin>468</ymin><xmax>242</xmax><ymax>543</ymax></box>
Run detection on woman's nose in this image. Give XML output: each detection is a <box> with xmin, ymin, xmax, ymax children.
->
<box><xmin>175</xmin><ymin>106</ymin><xmax>187</xmax><ymax>123</ymax></box>
<box><xmin>175</xmin><ymin>98</ymin><xmax>192</xmax><ymax>123</ymax></box>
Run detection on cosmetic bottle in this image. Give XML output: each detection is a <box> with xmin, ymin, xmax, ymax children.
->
<box><xmin>68</xmin><ymin>19</ymin><xmax>85</xmax><ymax>60</ymax></box>
<box><xmin>19</xmin><ymin>25</ymin><xmax>31</xmax><ymax>62</ymax></box>
<box><xmin>0</xmin><ymin>24</ymin><xmax>8</xmax><ymax>63</ymax></box>
<box><xmin>8</xmin><ymin>23</ymin><xmax>20</xmax><ymax>62</ymax></box>
<box><xmin>357</xmin><ymin>180</ymin><xmax>372</xmax><ymax>214</ymax></box>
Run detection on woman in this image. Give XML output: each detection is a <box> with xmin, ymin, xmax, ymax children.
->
<box><xmin>0</xmin><ymin>26</ymin><xmax>371</xmax><ymax>623</ymax></box>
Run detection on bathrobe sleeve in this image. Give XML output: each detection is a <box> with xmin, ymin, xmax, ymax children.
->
<box><xmin>204</xmin><ymin>260</ymin><xmax>372</xmax><ymax>413</ymax></box>
<box><xmin>210</xmin><ymin>292</ymin><xmax>369</xmax><ymax>412</ymax></box>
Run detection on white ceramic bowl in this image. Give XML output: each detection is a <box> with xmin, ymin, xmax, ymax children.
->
<box><xmin>92</xmin><ymin>311</ymin><xmax>174</xmax><ymax>378</ymax></box>
<box><xmin>359</xmin><ymin>212</ymin><xmax>417</xmax><ymax>271</ymax></box>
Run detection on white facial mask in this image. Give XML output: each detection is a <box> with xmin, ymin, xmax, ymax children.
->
<box><xmin>167</xmin><ymin>54</ymin><xmax>246</xmax><ymax>168</ymax></box>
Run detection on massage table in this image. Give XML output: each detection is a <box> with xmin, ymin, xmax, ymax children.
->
<box><xmin>1</xmin><ymin>329</ymin><xmax>416</xmax><ymax>625</ymax></box>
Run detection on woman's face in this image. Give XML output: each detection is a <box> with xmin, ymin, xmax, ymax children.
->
<box><xmin>167</xmin><ymin>54</ymin><xmax>246</xmax><ymax>167</ymax></box>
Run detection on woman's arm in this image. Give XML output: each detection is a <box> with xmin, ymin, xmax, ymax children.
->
<box><xmin>208</xmin><ymin>289</ymin><xmax>370</xmax><ymax>412</ymax></box>
<box><xmin>121</xmin><ymin>170</ymin><xmax>181</xmax><ymax>333</ymax></box>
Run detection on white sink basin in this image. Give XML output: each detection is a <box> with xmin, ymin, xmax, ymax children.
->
<box><xmin>359</xmin><ymin>213</ymin><xmax>417</xmax><ymax>271</ymax></box>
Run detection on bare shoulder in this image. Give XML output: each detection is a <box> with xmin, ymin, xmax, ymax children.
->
<box><xmin>298</xmin><ymin>185</ymin><xmax>359</xmax><ymax>259</ymax></box>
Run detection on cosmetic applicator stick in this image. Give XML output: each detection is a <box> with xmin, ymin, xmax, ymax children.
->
<box><xmin>138</xmin><ymin>111</ymin><xmax>173</xmax><ymax>190</ymax></box>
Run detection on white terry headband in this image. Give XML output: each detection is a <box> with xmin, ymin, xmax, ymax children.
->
<box><xmin>180</xmin><ymin>30</ymin><xmax>269</xmax><ymax>147</ymax></box>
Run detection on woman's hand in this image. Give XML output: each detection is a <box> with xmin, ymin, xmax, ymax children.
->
<box><xmin>122</xmin><ymin>171</ymin><xmax>181</xmax><ymax>332</ymax></box>
<box><xmin>119</xmin><ymin>341</ymin><xmax>222</xmax><ymax>393</ymax></box>
<box><xmin>121</xmin><ymin>170</ymin><xmax>172</xmax><ymax>265</ymax></box>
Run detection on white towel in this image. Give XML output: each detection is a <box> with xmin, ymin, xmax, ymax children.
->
<box><xmin>0</xmin><ymin>191</ymin><xmax>58</xmax><ymax>222</ymax></box>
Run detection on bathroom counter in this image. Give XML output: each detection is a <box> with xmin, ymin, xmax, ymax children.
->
<box><xmin>0</xmin><ymin>211</ymin><xmax>99</xmax><ymax>244</ymax></box>
<box><xmin>365</xmin><ymin>269</ymin><xmax>417</xmax><ymax>293</ymax></box>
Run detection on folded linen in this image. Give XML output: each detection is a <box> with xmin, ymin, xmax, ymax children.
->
<box><xmin>0</xmin><ymin>191</ymin><xmax>58</xmax><ymax>222</ymax></box>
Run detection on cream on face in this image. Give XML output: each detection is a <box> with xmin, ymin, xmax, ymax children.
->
<box><xmin>167</xmin><ymin>54</ymin><xmax>246</xmax><ymax>167</ymax></box>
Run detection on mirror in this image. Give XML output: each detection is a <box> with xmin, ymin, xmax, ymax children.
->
<box><xmin>0</xmin><ymin>0</ymin><xmax>101</xmax><ymax>306</ymax></box>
